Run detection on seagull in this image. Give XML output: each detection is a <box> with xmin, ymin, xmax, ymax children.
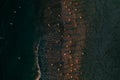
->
<box><xmin>0</xmin><ymin>37</ymin><xmax>4</xmax><ymax>39</ymax></box>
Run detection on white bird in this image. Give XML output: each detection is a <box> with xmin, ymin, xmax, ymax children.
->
<box><xmin>0</xmin><ymin>37</ymin><xmax>4</xmax><ymax>39</ymax></box>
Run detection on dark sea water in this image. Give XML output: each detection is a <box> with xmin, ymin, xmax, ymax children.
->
<box><xmin>0</xmin><ymin>0</ymin><xmax>36</xmax><ymax>80</ymax></box>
